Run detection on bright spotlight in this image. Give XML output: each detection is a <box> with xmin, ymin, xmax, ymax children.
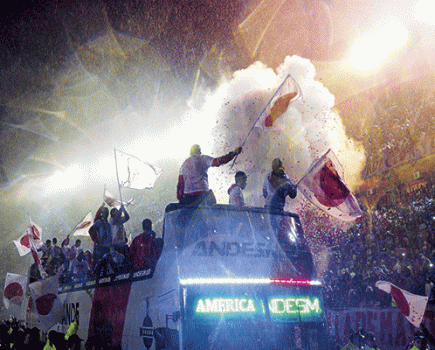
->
<box><xmin>43</xmin><ymin>164</ymin><xmax>84</xmax><ymax>195</ymax></box>
<box><xmin>415</xmin><ymin>0</ymin><xmax>435</xmax><ymax>25</ymax></box>
<box><xmin>347</xmin><ymin>22</ymin><xmax>409</xmax><ymax>71</ymax></box>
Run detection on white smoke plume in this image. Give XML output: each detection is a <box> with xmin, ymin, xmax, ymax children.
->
<box><xmin>189</xmin><ymin>55</ymin><xmax>366</xmax><ymax>210</ymax></box>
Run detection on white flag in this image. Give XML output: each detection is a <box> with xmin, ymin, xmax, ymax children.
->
<box><xmin>255</xmin><ymin>74</ymin><xmax>302</xmax><ymax>130</ymax></box>
<box><xmin>103</xmin><ymin>188</ymin><xmax>134</xmax><ymax>208</ymax></box>
<box><xmin>115</xmin><ymin>149</ymin><xmax>162</xmax><ymax>189</ymax></box>
<box><xmin>3</xmin><ymin>273</ymin><xmax>27</xmax><ymax>309</ymax></box>
<box><xmin>376</xmin><ymin>280</ymin><xmax>428</xmax><ymax>327</ymax></box>
<box><xmin>28</xmin><ymin>275</ymin><xmax>63</xmax><ymax>332</ymax></box>
<box><xmin>72</xmin><ymin>212</ymin><xmax>94</xmax><ymax>236</ymax></box>
<box><xmin>13</xmin><ymin>218</ymin><xmax>44</xmax><ymax>256</ymax></box>
<box><xmin>297</xmin><ymin>149</ymin><xmax>363</xmax><ymax>221</ymax></box>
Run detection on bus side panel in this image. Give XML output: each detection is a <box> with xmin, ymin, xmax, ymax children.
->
<box><xmin>122</xmin><ymin>249</ymin><xmax>181</xmax><ymax>350</ymax></box>
<box><xmin>57</xmin><ymin>288</ymin><xmax>95</xmax><ymax>340</ymax></box>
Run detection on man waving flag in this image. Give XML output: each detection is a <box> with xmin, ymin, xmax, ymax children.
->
<box><xmin>297</xmin><ymin>149</ymin><xmax>363</xmax><ymax>221</ymax></box>
<box><xmin>255</xmin><ymin>74</ymin><xmax>302</xmax><ymax>130</ymax></box>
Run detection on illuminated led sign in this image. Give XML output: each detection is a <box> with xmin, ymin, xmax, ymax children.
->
<box><xmin>196</xmin><ymin>298</ymin><xmax>257</xmax><ymax>314</ymax></box>
<box><xmin>194</xmin><ymin>296</ymin><xmax>322</xmax><ymax>318</ymax></box>
<box><xmin>268</xmin><ymin>297</ymin><xmax>322</xmax><ymax>316</ymax></box>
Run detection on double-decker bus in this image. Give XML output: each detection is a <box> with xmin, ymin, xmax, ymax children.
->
<box><xmin>20</xmin><ymin>203</ymin><xmax>330</xmax><ymax>349</ymax></box>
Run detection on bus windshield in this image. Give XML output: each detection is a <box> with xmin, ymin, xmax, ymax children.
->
<box><xmin>164</xmin><ymin>204</ymin><xmax>316</xmax><ymax>282</ymax></box>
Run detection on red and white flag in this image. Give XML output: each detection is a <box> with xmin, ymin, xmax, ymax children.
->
<box><xmin>103</xmin><ymin>187</ymin><xmax>134</xmax><ymax>208</ymax></box>
<box><xmin>72</xmin><ymin>211</ymin><xmax>94</xmax><ymax>236</ymax></box>
<box><xmin>255</xmin><ymin>74</ymin><xmax>302</xmax><ymax>130</ymax></box>
<box><xmin>3</xmin><ymin>273</ymin><xmax>27</xmax><ymax>309</ymax></box>
<box><xmin>28</xmin><ymin>275</ymin><xmax>63</xmax><ymax>332</ymax></box>
<box><xmin>13</xmin><ymin>218</ymin><xmax>43</xmax><ymax>256</ymax></box>
<box><xmin>297</xmin><ymin>149</ymin><xmax>363</xmax><ymax>221</ymax></box>
<box><xmin>115</xmin><ymin>149</ymin><xmax>162</xmax><ymax>190</ymax></box>
<box><xmin>376</xmin><ymin>281</ymin><xmax>428</xmax><ymax>327</ymax></box>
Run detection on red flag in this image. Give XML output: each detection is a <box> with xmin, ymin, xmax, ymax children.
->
<box><xmin>28</xmin><ymin>275</ymin><xmax>63</xmax><ymax>332</ymax></box>
<box><xmin>255</xmin><ymin>74</ymin><xmax>302</xmax><ymax>130</ymax></box>
<box><xmin>376</xmin><ymin>281</ymin><xmax>428</xmax><ymax>327</ymax></box>
<box><xmin>297</xmin><ymin>149</ymin><xmax>363</xmax><ymax>221</ymax></box>
<box><xmin>13</xmin><ymin>218</ymin><xmax>43</xmax><ymax>256</ymax></box>
<box><xmin>3</xmin><ymin>273</ymin><xmax>27</xmax><ymax>309</ymax></box>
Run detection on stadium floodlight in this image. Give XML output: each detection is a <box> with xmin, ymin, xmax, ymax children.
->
<box><xmin>415</xmin><ymin>0</ymin><xmax>435</xmax><ymax>25</ymax></box>
<box><xmin>347</xmin><ymin>22</ymin><xmax>408</xmax><ymax>71</ymax></box>
<box><xmin>44</xmin><ymin>164</ymin><xmax>84</xmax><ymax>194</ymax></box>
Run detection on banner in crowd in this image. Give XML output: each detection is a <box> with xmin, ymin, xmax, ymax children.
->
<box><xmin>376</xmin><ymin>280</ymin><xmax>428</xmax><ymax>327</ymax></box>
<box><xmin>326</xmin><ymin>308</ymin><xmax>435</xmax><ymax>350</ymax></box>
<box><xmin>28</xmin><ymin>275</ymin><xmax>63</xmax><ymax>332</ymax></box>
<box><xmin>3</xmin><ymin>273</ymin><xmax>27</xmax><ymax>309</ymax></box>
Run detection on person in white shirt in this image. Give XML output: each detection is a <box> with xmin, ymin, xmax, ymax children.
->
<box><xmin>177</xmin><ymin>144</ymin><xmax>242</xmax><ymax>206</ymax></box>
<box><xmin>228</xmin><ymin>171</ymin><xmax>248</xmax><ymax>206</ymax></box>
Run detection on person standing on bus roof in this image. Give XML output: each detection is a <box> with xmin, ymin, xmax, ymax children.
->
<box><xmin>109</xmin><ymin>204</ymin><xmax>130</xmax><ymax>257</ymax></box>
<box><xmin>263</xmin><ymin>158</ymin><xmax>296</xmax><ymax>206</ymax></box>
<box><xmin>177</xmin><ymin>144</ymin><xmax>242</xmax><ymax>206</ymax></box>
<box><xmin>129</xmin><ymin>219</ymin><xmax>157</xmax><ymax>270</ymax></box>
<box><xmin>228</xmin><ymin>171</ymin><xmax>248</xmax><ymax>206</ymax></box>
<box><xmin>70</xmin><ymin>239</ymin><xmax>83</xmax><ymax>260</ymax></box>
<box><xmin>89</xmin><ymin>204</ymin><xmax>112</xmax><ymax>269</ymax></box>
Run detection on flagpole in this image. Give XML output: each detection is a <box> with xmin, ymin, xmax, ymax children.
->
<box><xmin>231</xmin><ymin>74</ymin><xmax>301</xmax><ymax>168</ymax></box>
<box><xmin>114</xmin><ymin>148</ymin><xmax>124</xmax><ymax>205</ymax></box>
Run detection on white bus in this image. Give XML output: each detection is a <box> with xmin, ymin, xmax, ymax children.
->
<box><xmin>22</xmin><ymin>204</ymin><xmax>331</xmax><ymax>349</ymax></box>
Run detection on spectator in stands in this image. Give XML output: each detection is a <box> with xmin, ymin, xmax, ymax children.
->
<box><xmin>129</xmin><ymin>219</ymin><xmax>158</xmax><ymax>270</ymax></box>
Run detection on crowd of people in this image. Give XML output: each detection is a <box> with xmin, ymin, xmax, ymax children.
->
<box><xmin>308</xmin><ymin>179</ymin><xmax>435</xmax><ymax>309</ymax></box>
<box><xmin>29</xmin><ymin>206</ymin><xmax>163</xmax><ymax>284</ymax></box>
<box><xmin>0</xmin><ymin>315</ymin><xmax>123</xmax><ymax>349</ymax></box>
<box><xmin>17</xmin><ymin>142</ymin><xmax>435</xmax><ymax>349</ymax></box>
<box><xmin>336</xmin><ymin>323</ymin><xmax>435</xmax><ymax>350</ymax></box>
